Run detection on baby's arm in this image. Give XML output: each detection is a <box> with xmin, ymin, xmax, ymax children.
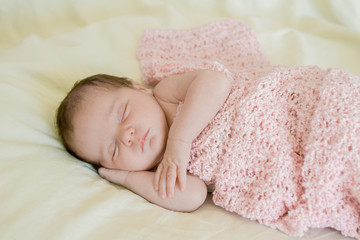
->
<box><xmin>98</xmin><ymin>168</ymin><xmax>207</xmax><ymax>212</ymax></box>
<box><xmin>153</xmin><ymin>70</ymin><xmax>232</xmax><ymax>198</ymax></box>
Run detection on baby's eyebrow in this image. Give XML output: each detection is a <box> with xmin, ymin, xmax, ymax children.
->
<box><xmin>108</xmin><ymin>96</ymin><xmax>117</xmax><ymax>116</ymax></box>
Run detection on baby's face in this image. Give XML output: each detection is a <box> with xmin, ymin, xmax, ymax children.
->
<box><xmin>70</xmin><ymin>86</ymin><xmax>168</xmax><ymax>171</ymax></box>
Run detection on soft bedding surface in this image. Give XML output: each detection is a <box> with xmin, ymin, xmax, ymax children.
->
<box><xmin>1</xmin><ymin>1</ymin><xmax>359</xmax><ymax>240</ymax></box>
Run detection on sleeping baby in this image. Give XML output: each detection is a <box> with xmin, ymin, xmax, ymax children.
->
<box><xmin>56</xmin><ymin>20</ymin><xmax>360</xmax><ymax>239</ymax></box>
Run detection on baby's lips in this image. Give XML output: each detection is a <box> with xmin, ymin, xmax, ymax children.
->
<box><xmin>139</xmin><ymin>129</ymin><xmax>150</xmax><ymax>151</ymax></box>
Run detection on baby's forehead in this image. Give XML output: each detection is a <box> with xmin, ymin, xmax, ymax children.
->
<box><xmin>82</xmin><ymin>84</ymin><xmax>116</xmax><ymax>95</ymax></box>
<box><xmin>76</xmin><ymin>86</ymin><xmax>110</xmax><ymax>109</ymax></box>
<box><xmin>77</xmin><ymin>85</ymin><xmax>118</xmax><ymax>103</ymax></box>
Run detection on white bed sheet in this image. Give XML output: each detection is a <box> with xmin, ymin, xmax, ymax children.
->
<box><xmin>1</xmin><ymin>0</ymin><xmax>359</xmax><ymax>239</ymax></box>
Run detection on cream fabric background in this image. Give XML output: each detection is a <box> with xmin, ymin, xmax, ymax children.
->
<box><xmin>0</xmin><ymin>0</ymin><xmax>359</xmax><ymax>239</ymax></box>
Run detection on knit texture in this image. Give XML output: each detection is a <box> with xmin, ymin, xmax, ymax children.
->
<box><xmin>137</xmin><ymin>20</ymin><xmax>360</xmax><ymax>239</ymax></box>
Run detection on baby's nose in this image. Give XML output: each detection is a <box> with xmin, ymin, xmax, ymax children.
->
<box><xmin>121</xmin><ymin>126</ymin><xmax>136</xmax><ymax>146</ymax></box>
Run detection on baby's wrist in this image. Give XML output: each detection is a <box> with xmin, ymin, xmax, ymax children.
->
<box><xmin>166</xmin><ymin>137</ymin><xmax>192</xmax><ymax>152</ymax></box>
<box><xmin>122</xmin><ymin>171</ymin><xmax>130</xmax><ymax>186</ymax></box>
<box><xmin>167</xmin><ymin>136</ymin><xmax>192</xmax><ymax>145</ymax></box>
<box><xmin>167</xmin><ymin>125</ymin><xmax>194</xmax><ymax>145</ymax></box>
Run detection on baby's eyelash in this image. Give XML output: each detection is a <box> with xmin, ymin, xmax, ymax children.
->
<box><xmin>112</xmin><ymin>144</ymin><xmax>118</xmax><ymax>160</ymax></box>
<box><xmin>121</xmin><ymin>104</ymin><xmax>128</xmax><ymax>121</ymax></box>
<box><xmin>117</xmin><ymin>103</ymin><xmax>128</xmax><ymax>122</ymax></box>
<box><xmin>121</xmin><ymin>103</ymin><xmax>128</xmax><ymax>121</ymax></box>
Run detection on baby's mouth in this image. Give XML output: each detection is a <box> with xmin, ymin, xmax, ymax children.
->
<box><xmin>140</xmin><ymin>130</ymin><xmax>149</xmax><ymax>152</ymax></box>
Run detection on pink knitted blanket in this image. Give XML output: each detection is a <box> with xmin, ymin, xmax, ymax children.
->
<box><xmin>137</xmin><ymin>20</ymin><xmax>360</xmax><ymax>239</ymax></box>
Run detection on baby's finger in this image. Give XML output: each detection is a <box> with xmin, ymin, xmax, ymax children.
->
<box><xmin>177</xmin><ymin>166</ymin><xmax>187</xmax><ymax>191</ymax></box>
<box><xmin>98</xmin><ymin>168</ymin><xmax>127</xmax><ymax>185</ymax></box>
<box><xmin>99</xmin><ymin>167</ymin><xmax>119</xmax><ymax>181</ymax></box>
<box><xmin>153</xmin><ymin>164</ymin><xmax>163</xmax><ymax>191</ymax></box>
<box><xmin>159</xmin><ymin>166</ymin><xmax>168</xmax><ymax>199</ymax></box>
<box><xmin>98</xmin><ymin>167</ymin><xmax>109</xmax><ymax>179</ymax></box>
<box><xmin>166</xmin><ymin>165</ymin><xmax>177</xmax><ymax>198</ymax></box>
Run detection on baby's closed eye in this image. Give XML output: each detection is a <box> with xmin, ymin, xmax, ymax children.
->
<box><xmin>109</xmin><ymin>142</ymin><xmax>117</xmax><ymax>161</ymax></box>
<box><xmin>118</xmin><ymin>102</ymin><xmax>129</xmax><ymax>122</ymax></box>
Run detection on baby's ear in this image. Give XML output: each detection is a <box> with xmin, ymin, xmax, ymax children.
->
<box><xmin>130</xmin><ymin>80</ymin><xmax>153</xmax><ymax>94</ymax></box>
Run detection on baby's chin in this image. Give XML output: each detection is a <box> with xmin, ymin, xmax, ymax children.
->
<box><xmin>146</xmin><ymin>155</ymin><xmax>163</xmax><ymax>171</ymax></box>
<box><xmin>146</xmin><ymin>135</ymin><xmax>166</xmax><ymax>170</ymax></box>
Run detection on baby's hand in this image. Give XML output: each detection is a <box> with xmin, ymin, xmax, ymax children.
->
<box><xmin>153</xmin><ymin>138</ymin><xmax>191</xmax><ymax>198</ymax></box>
<box><xmin>98</xmin><ymin>167</ymin><xmax>129</xmax><ymax>186</ymax></box>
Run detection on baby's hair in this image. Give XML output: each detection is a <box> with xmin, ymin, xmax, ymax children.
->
<box><xmin>56</xmin><ymin>74</ymin><xmax>133</xmax><ymax>157</ymax></box>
